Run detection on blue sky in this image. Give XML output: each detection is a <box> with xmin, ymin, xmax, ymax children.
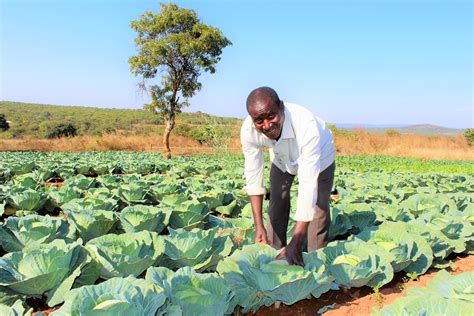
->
<box><xmin>1</xmin><ymin>0</ymin><xmax>472</xmax><ymax>128</ymax></box>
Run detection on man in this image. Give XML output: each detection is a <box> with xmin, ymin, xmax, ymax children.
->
<box><xmin>240</xmin><ymin>86</ymin><xmax>336</xmax><ymax>266</ymax></box>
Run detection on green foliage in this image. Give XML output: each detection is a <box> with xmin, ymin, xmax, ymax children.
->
<box><xmin>174</xmin><ymin>122</ymin><xmax>235</xmax><ymax>149</ymax></box>
<box><xmin>0</xmin><ymin>113</ymin><xmax>9</xmax><ymax>131</ymax></box>
<box><xmin>0</xmin><ymin>101</ymin><xmax>240</xmax><ymax>139</ymax></box>
<box><xmin>327</xmin><ymin>124</ymin><xmax>355</xmax><ymax>138</ymax></box>
<box><xmin>146</xmin><ymin>266</ymin><xmax>234</xmax><ymax>315</ymax></box>
<box><xmin>464</xmin><ymin>128</ymin><xmax>474</xmax><ymax>146</ymax></box>
<box><xmin>216</xmin><ymin>244</ymin><xmax>333</xmax><ymax>313</ymax></box>
<box><xmin>384</xmin><ymin>128</ymin><xmax>401</xmax><ymax>137</ymax></box>
<box><xmin>47</xmin><ymin>123</ymin><xmax>78</xmax><ymax>139</ymax></box>
<box><xmin>189</xmin><ymin>125</ymin><xmax>232</xmax><ymax>147</ymax></box>
<box><xmin>51</xmin><ymin>277</ymin><xmax>167</xmax><ymax>316</ymax></box>
<box><xmin>85</xmin><ymin>231</ymin><xmax>165</xmax><ymax>279</ymax></box>
<box><xmin>129</xmin><ymin>2</ymin><xmax>231</xmax><ymax>156</ymax></box>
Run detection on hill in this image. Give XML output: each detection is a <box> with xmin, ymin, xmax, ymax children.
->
<box><xmin>0</xmin><ymin>102</ymin><xmax>465</xmax><ymax>141</ymax></box>
<box><xmin>0</xmin><ymin>101</ymin><xmax>240</xmax><ymax>139</ymax></box>
<box><xmin>335</xmin><ymin>123</ymin><xmax>463</xmax><ymax>136</ymax></box>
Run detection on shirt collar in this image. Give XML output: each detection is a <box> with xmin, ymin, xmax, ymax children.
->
<box><xmin>279</xmin><ymin>106</ymin><xmax>295</xmax><ymax>140</ymax></box>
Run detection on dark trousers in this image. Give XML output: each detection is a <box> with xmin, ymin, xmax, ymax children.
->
<box><xmin>266</xmin><ymin>161</ymin><xmax>335</xmax><ymax>251</ymax></box>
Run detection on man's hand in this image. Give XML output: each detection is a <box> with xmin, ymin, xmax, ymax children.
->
<box><xmin>275</xmin><ymin>239</ymin><xmax>304</xmax><ymax>266</ymax></box>
<box><xmin>275</xmin><ymin>221</ymin><xmax>309</xmax><ymax>266</ymax></box>
<box><xmin>254</xmin><ymin>225</ymin><xmax>270</xmax><ymax>244</ymax></box>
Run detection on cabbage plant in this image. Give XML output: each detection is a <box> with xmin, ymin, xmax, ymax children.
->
<box><xmin>415</xmin><ymin>211</ymin><xmax>473</xmax><ymax>254</ymax></box>
<box><xmin>400</xmin><ymin>193</ymin><xmax>458</xmax><ymax>217</ymax></box>
<box><xmin>146</xmin><ymin>266</ymin><xmax>234</xmax><ymax>315</ymax></box>
<box><xmin>6</xmin><ymin>189</ymin><xmax>46</xmax><ymax>213</ymax></box>
<box><xmin>149</xmin><ymin>182</ymin><xmax>185</xmax><ymax>202</ymax></box>
<box><xmin>0</xmin><ymin>239</ymin><xmax>92</xmax><ymax>306</ymax></box>
<box><xmin>168</xmin><ymin>200</ymin><xmax>209</xmax><ymax>230</ymax></box>
<box><xmin>63</xmin><ymin>175</ymin><xmax>96</xmax><ymax>190</ymax></box>
<box><xmin>404</xmin><ymin>221</ymin><xmax>455</xmax><ymax>262</ymax></box>
<box><xmin>85</xmin><ymin>231</ymin><xmax>164</xmax><ymax>279</ymax></box>
<box><xmin>0</xmin><ymin>214</ymin><xmax>75</xmax><ymax>252</ymax></box>
<box><xmin>354</xmin><ymin>222</ymin><xmax>433</xmax><ymax>275</ymax></box>
<box><xmin>197</xmin><ymin>190</ymin><xmax>233</xmax><ymax>211</ymax></box>
<box><xmin>66</xmin><ymin>209</ymin><xmax>117</xmax><ymax>243</ymax></box>
<box><xmin>216</xmin><ymin>244</ymin><xmax>333</xmax><ymax>313</ymax></box>
<box><xmin>372</xmin><ymin>270</ymin><xmax>473</xmax><ymax>316</ymax></box>
<box><xmin>316</xmin><ymin>239</ymin><xmax>394</xmax><ymax>288</ymax></box>
<box><xmin>113</xmin><ymin>182</ymin><xmax>151</xmax><ymax>205</ymax></box>
<box><xmin>208</xmin><ymin>215</ymin><xmax>254</xmax><ymax>248</ymax></box>
<box><xmin>62</xmin><ymin>196</ymin><xmax>118</xmax><ymax>212</ymax></box>
<box><xmin>51</xmin><ymin>276</ymin><xmax>167</xmax><ymax>316</ymax></box>
<box><xmin>119</xmin><ymin>205</ymin><xmax>170</xmax><ymax>233</ymax></box>
<box><xmin>159</xmin><ymin>228</ymin><xmax>233</xmax><ymax>272</ymax></box>
<box><xmin>45</xmin><ymin>186</ymin><xmax>82</xmax><ymax>211</ymax></box>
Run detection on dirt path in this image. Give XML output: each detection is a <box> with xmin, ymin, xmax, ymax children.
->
<box><xmin>250</xmin><ymin>254</ymin><xmax>474</xmax><ymax>316</ymax></box>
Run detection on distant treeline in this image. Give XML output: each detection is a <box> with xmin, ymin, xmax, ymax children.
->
<box><xmin>0</xmin><ymin>101</ymin><xmax>241</xmax><ymax>139</ymax></box>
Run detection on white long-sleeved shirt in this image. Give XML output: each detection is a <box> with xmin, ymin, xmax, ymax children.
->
<box><xmin>240</xmin><ymin>102</ymin><xmax>336</xmax><ymax>222</ymax></box>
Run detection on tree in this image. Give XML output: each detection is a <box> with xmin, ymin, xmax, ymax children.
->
<box><xmin>0</xmin><ymin>114</ymin><xmax>9</xmax><ymax>131</ymax></box>
<box><xmin>129</xmin><ymin>3</ymin><xmax>231</xmax><ymax>158</ymax></box>
<box><xmin>47</xmin><ymin>123</ymin><xmax>77</xmax><ymax>139</ymax></box>
<box><xmin>464</xmin><ymin>128</ymin><xmax>474</xmax><ymax>146</ymax></box>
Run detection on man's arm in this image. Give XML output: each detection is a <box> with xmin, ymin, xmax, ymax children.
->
<box><xmin>277</xmin><ymin>118</ymin><xmax>322</xmax><ymax>265</ymax></box>
<box><xmin>249</xmin><ymin>194</ymin><xmax>269</xmax><ymax>244</ymax></box>
<box><xmin>241</xmin><ymin>125</ymin><xmax>267</xmax><ymax>244</ymax></box>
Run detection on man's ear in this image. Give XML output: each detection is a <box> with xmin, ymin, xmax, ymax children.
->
<box><xmin>279</xmin><ymin>100</ymin><xmax>284</xmax><ymax>111</ymax></box>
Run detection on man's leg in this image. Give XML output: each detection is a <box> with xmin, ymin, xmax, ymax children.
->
<box><xmin>307</xmin><ymin>162</ymin><xmax>336</xmax><ymax>251</ymax></box>
<box><xmin>266</xmin><ymin>164</ymin><xmax>295</xmax><ymax>249</ymax></box>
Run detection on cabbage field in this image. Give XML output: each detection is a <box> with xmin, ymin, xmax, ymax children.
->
<box><xmin>0</xmin><ymin>152</ymin><xmax>472</xmax><ymax>315</ymax></box>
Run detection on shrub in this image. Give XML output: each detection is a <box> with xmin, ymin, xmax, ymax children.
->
<box><xmin>0</xmin><ymin>113</ymin><xmax>10</xmax><ymax>131</ymax></box>
<box><xmin>47</xmin><ymin>123</ymin><xmax>78</xmax><ymax>138</ymax></box>
<box><xmin>384</xmin><ymin>128</ymin><xmax>401</xmax><ymax>137</ymax></box>
<box><xmin>464</xmin><ymin>128</ymin><xmax>474</xmax><ymax>146</ymax></box>
<box><xmin>189</xmin><ymin>125</ymin><xmax>231</xmax><ymax>147</ymax></box>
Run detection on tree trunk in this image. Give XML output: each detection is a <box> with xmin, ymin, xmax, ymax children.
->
<box><xmin>162</xmin><ymin>112</ymin><xmax>175</xmax><ymax>159</ymax></box>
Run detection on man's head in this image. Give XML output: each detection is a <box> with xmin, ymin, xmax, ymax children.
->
<box><xmin>246</xmin><ymin>87</ymin><xmax>284</xmax><ymax>140</ymax></box>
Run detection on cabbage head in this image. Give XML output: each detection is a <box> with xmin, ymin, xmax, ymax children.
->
<box><xmin>62</xmin><ymin>196</ymin><xmax>118</xmax><ymax>212</ymax></box>
<box><xmin>159</xmin><ymin>228</ymin><xmax>233</xmax><ymax>272</ymax></box>
<box><xmin>66</xmin><ymin>209</ymin><xmax>117</xmax><ymax>243</ymax></box>
<box><xmin>168</xmin><ymin>200</ymin><xmax>209</xmax><ymax>230</ymax></box>
<box><xmin>415</xmin><ymin>212</ymin><xmax>473</xmax><ymax>254</ymax></box>
<box><xmin>146</xmin><ymin>266</ymin><xmax>234</xmax><ymax>315</ymax></box>
<box><xmin>119</xmin><ymin>205</ymin><xmax>170</xmax><ymax>233</ymax></box>
<box><xmin>216</xmin><ymin>244</ymin><xmax>333</xmax><ymax>313</ymax></box>
<box><xmin>113</xmin><ymin>182</ymin><xmax>150</xmax><ymax>205</ymax></box>
<box><xmin>400</xmin><ymin>193</ymin><xmax>458</xmax><ymax>217</ymax></box>
<box><xmin>0</xmin><ymin>214</ymin><xmax>75</xmax><ymax>252</ymax></box>
<box><xmin>0</xmin><ymin>239</ymin><xmax>92</xmax><ymax>306</ymax></box>
<box><xmin>46</xmin><ymin>186</ymin><xmax>82</xmax><ymax>211</ymax></box>
<box><xmin>208</xmin><ymin>215</ymin><xmax>254</xmax><ymax>248</ymax></box>
<box><xmin>85</xmin><ymin>231</ymin><xmax>164</xmax><ymax>279</ymax></box>
<box><xmin>51</xmin><ymin>276</ymin><xmax>167</xmax><ymax>316</ymax></box>
<box><xmin>6</xmin><ymin>189</ymin><xmax>46</xmax><ymax>213</ymax></box>
<box><xmin>317</xmin><ymin>239</ymin><xmax>394</xmax><ymax>288</ymax></box>
<box><xmin>354</xmin><ymin>222</ymin><xmax>433</xmax><ymax>274</ymax></box>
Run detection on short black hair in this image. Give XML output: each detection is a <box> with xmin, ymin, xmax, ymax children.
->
<box><xmin>246</xmin><ymin>87</ymin><xmax>281</xmax><ymax>111</ymax></box>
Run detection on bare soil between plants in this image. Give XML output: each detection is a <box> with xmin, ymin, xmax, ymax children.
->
<box><xmin>249</xmin><ymin>254</ymin><xmax>474</xmax><ymax>316</ymax></box>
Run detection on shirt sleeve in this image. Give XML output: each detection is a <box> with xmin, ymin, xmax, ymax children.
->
<box><xmin>295</xmin><ymin>119</ymin><xmax>321</xmax><ymax>222</ymax></box>
<box><xmin>241</xmin><ymin>130</ymin><xmax>266</xmax><ymax>196</ymax></box>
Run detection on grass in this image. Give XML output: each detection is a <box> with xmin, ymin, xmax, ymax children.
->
<box><xmin>0</xmin><ymin>129</ymin><xmax>472</xmax><ymax>163</ymax></box>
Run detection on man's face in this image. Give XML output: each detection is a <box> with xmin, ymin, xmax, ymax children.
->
<box><xmin>248</xmin><ymin>99</ymin><xmax>284</xmax><ymax>140</ymax></box>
